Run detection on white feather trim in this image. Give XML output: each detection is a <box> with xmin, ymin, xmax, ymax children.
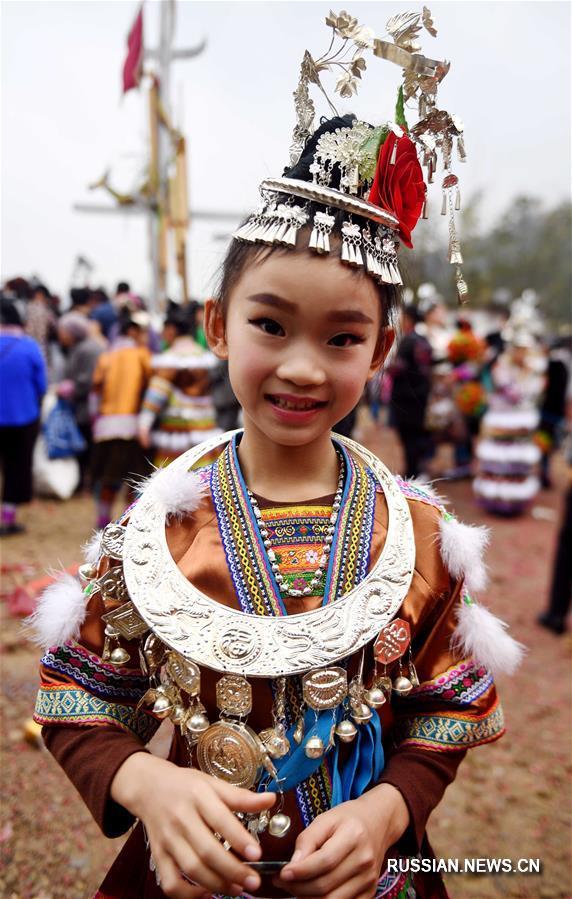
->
<box><xmin>439</xmin><ymin>516</ymin><xmax>490</xmax><ymax>594</ymax></box>
<box><xmin>25</xmin><ymin>572</ymin><xmax>87</xmax><ymax>650</ymax></box>
<box><xmin>451</xmin><ymin>600</ymin><xmax>526</xmax><ymax>676</ymax></box>
<box><xmin>137</xmin><ymin>465</ymin><xmax>209</xmax><ymax>521</ymax></box>
<box><xmin>82</xmin><ymin>529</ymin><xmax>103</xmax><ymax>566</ymax></box>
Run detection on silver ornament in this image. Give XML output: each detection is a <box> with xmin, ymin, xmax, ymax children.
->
<box><xmin>334</xmin><ymin>719</ymin><xmax>358</xmax><ymax>743</ymax></box>
<box><xmin>186</xmin><ymin>711</ymin><xmax>210</xmax><ymax>735</ymax></box>
<box><xmin>304</xmin><ymin>735</ymin><xmax>325</xmax><ymax>759</ymax></box>
<box><xmin>364</xmin><ymin>687</ymin><xmax>387</xmax><ymax>709</ymax></box>
<box><xmin>152</xmin><ymin>695</ymin><xmax>173</xmax><ymax>718</ymax></box>
<box><xmin>109</xmin><ymin>646</ymin><xmax>130</xmax><ymax>666</ymax></box>
<box><xmin>350</xmin><ymin>702</ymin><xmax>373</xmax><ymax>724</ymax></box>
<box><xmin>393</xmin><ymin>675</ymin><xmax>413</xmax><ymax>696</ymax></box>
<box><xmin>268</xmin><ymin>813</ymin><xmax>291</xmax><ymax>837</ymax></box>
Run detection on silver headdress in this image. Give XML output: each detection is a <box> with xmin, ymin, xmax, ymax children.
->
<box><xmin>234</xmin><ymin>9</ymin><xmax>469</xmax><ymax>302</ymax></box>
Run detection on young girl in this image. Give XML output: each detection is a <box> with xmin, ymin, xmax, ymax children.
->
<box><xmin>31</xmin><ymin>10</ymin><xmax>523</xmax><ymax>899</ymax></box>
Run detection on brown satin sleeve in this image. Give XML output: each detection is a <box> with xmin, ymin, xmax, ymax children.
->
<box><xmin>380</xmin><ymin>746</ymin><xmax>467</xmax><ymax>852</ymax></box>
<box><xmin>42</xmin><ymin>725</ymin><xmax>148</xmax><ymax>838</ymax></box>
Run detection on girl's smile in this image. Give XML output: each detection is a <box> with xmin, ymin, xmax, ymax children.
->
<box><xmin>204</xmin><ymin>245</ymin><xmax>394</xmax><ymax>500</ymax></box>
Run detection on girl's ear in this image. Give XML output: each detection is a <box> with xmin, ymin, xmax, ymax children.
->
<box><xmin>367</xmin><ymin>327</ymin><xmax>395</xmax><ymax>380</ymax></box>
<box><xmin>204</xmin><ymin>298</ymin><xmax>229</xmax><ymax>360</ymax></box>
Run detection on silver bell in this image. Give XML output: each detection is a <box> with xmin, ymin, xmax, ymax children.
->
<box><xmin>170</xmin><ymin>705</ymin><xmax>186</xmax><ymax>725</ymax></box>
<box><xmin>78</xmin><ymin>562</ymin><xmax>97</xmax><ymax>583</ymax></box>
<box><xmin>393</xmin><ymin>675</ymin><xmax>413</xmax><ymax>696</ymax></box>
<box><xmin>351</xmin><ymin>702</ymin><xmax>373</xmax><ymax>724</ymax></box>
<box><xmin>304</xmin><ymin>735</ymin><xmax>325</xmax><ymax>759</ymax></box>
<box><xmin>262</xmin><ymin>730</ymin><xmax>291</xmax><ymax>760</ymax></box>
<box><xmin>364</xmin><ymin>687</ymin><xmax>387</xmax><ymax>709</ymax></box>
<box><xmin>186</xmin><ymin>711</ymin><xmax>209</xmax><ymax>735</ymax></box>
<box><xmin>268</xmin><ymin>813</ymin><xmax>291</xmax><ymax>837</ymax></box>
<box><xmin>152</xmin><ymin>695</ymin><xmax>173</xmax><ymax>718</ymax></box>
<box><xmin>334</xmin><ymin>719</ymin><xmax>357</xmax><ymax>743</ymax></box>
<box><xmin>109</xmin><ymin>646</ymin><xmax>130</xmax><ymax>666</ymax></box>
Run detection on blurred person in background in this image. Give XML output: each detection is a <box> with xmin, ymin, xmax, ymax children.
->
<box><xmin>0</xmin><ymin>297</ymin><xmax>47</xmax><ymax>535</ymax></box>
<box><xmin>536</xmin><ymin>337</ymin><xmax>570</xmax><ymax>488</ymax></box>
<box><xmin>89</xmin><ymin>288</ymin><xmax>118</xmax><ymax>341</ymax></box>
<box><xmin>114</xmin><ymin>280</ymin><xmax>143</xmax><ymax>312</ymax></box>
<box><xmin>91</xmin><ymin>316</ymin><xmax>152</xmax><ymax>528</ymax></box>
<box><xmin>138</xmin><ymin>305</ymin><xmax>220</xmax><ymax>465</ymax></box>
<box><xmin>474</xmin><ymin>330</ymin><xmax>545</xmax><ymax>515</ymax></box>
<box><xmin>418</xmin><ymin>299</ymin><xmax>452</xmax><ymax>365</ymax></box>
<box><xmin>56</xmin><ymin>312</ymin><xmax>104</xmax><ymax>491</ymax></box>
<box><xmin>445</xmin><ymin>316</ymin><xmax>487</xmax><ymax>479</ymax></box>
<box><xmin>24</xmin><ymin>283</ymin><xmax>57</xmax><ymax>371</ymax></box>
<box><xmin>190</xmin><ymin>299</ymin><xmax>208</xmax><ymax>349</ymax></box>
<box><xmin>388</xmin><ymin>305</ymin><xmax>432</xmax><ymax>479</ymax></box>
<box><xmin>538</xmin><ymin>422</ymin><xmax>572</xmax><ymax>634</ymax></box>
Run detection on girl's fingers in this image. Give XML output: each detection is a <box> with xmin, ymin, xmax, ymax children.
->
<box><xmin>211</xmin><ymin>778</ymin><xmax>277</xmax><ymax>814</ymax></box>
<box><xmin>170</xmin><ymin>825</ymin><xmax>261</xmax><ymax>895</ymax></box>
<box><xmin>152</xmin><ymin>849</ymin><xmax>206</xmax><ymax>899</ymax></box>
<box><xmin>199</xmin><ymin>794</ymin><xmax>262</xmax><ymax>861</ymax></box>
<box><xmin>281</xmin><ymin>817</ymin><xmax>342</xmax><ymax>881</ymax></box>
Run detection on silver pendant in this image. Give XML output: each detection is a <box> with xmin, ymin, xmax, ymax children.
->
<box><xmin>122</xmin><ymin>431</ymin><xmax>415</xmax><ymax>678</ymax></box>
<box><xmin>303</xmin><ymin>667</ymin><xmax>348</xmax><ymax>710</ymax></box>
<box><xmin>196</xmin><ymin>720</ymin><xmax>264</xmax><ymax>789</ymax></box>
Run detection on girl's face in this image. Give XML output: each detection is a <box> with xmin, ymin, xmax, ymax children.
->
<box><xmin>206</xmin><ymin>249</ymin><xmax>393</xmax><ymax>447</ymax></box>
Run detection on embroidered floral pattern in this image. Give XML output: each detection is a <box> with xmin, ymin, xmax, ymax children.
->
<box><xmin>403</xmin><ymin>659</ymin><xmax>493</xmax><ymax>706</ymax></box>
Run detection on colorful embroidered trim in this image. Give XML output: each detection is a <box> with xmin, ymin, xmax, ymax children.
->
<box><xmin>394</xmin><ymin>695</ymin><xmax>505</xmax><ymax>751</ymax></box>
<box><xmin>40</xmin><ymin>642</ymin><xmax>149</xmax><ymax>704</ymax></box>
<box><xmin>209</xmin><ymin>436</ymin><xmax>377</xmax><ymax>827</ymax></box>
<box><xmin>377</xmin><ymin>869</ymin><xmax>415</xmax><ymax>898</ymax></box>
<box><xmin>404</xmin><ymin>658</ymin><xmax>494</xmax><ymax>706</ymax></box>
<box><xmin>258</xmin><ymin>503</ymin><xmax>332</xmax><ymax>596</ymax></box>
<box><xmin>34</xmin><ymin>684</ymin><xmax>159</xmax><ymax>742</ymax></box>
<box><xmin>211</xmin><ymin>435</ymin><xmax>376</xmax><ymax>615</ymax></box>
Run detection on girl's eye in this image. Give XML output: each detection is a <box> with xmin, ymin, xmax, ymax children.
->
<box><xmin>329</xmin><ymin>333</ymin><xmax>365</xmax><ymax>348</ymax></box>
<box><xmin>248</xmin><ymin>317</ymin><xmax>285</xmax><ymax>337</ymax></box>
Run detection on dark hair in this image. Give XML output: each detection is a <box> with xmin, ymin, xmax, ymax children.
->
<box><xmin>70</xmin><ymin>287</ymin><xmax>90</xmax><ymax>308</ymax></box>
<box><xmin>33</xmin><ymin>284</ymin><xmax>51</xmax><ymax>300</ymax></box>
<box><xmin>403</xmin><ymin>304</ymin><xmax>422</xmax><ymax>325</ymax></box>
<box><xmin>164</xmin><ymin>302</ymin><xmax>193</xmax><ymax>337</ymax></box>
<box><xmin>215</xmin><ymin>115</ymin><xmax>402</xmax><ymax>330</ymax></box>
<box><xmin>90</xmin><ymin>288</ymin><xmax>110</xmax><ymax>306</ymax></box>
<box><xmin>117</xmin><ymin>281</ymin><xmax>130</xmax><ymax>294</ymax></box>
<box><xmin>1</xmin><ymin>297</ymin><xmax>23</xmax><ymax>326</ymax></box>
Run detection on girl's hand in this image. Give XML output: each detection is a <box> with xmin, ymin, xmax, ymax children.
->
<box><xmin>111</xmin><ymin>752</ymin><xmax>276</xmax><ymax>899</ymax></box>
<box><xmin>275</xmin><ymin>783</ymin><xmax>409</xmax><ymax>899</ymax></box>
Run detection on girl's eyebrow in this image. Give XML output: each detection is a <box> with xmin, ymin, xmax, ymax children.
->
<box><xmin>247</xmin><ymin>293</ymin><xmax>373</xmax><ymax>325</ymax></box>
<box><xmin>247</xmin><ymin>293</ymin><xmax>297</xmax><ymax>313</ymax></box>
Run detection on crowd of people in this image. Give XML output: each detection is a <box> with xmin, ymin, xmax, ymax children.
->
<box><xmin>378</xmin><ymin>297</ymin><xmax>570</xmax><ymax>515</ymax></box>
<box><xmin>0</xmin><ymin>277</ymin><xmax>239</xmax><ymax>535</ymax></box>
<box><xmin>1</xmin><ymin>277</ymin><xmax>570</xmax><ymax>540</ymax></box>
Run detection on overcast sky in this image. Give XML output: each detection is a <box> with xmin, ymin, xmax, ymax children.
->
<box><xmin>1</xmin><ymin>0</ymin><xmax>570</xmax><ymax>304</ymax></box>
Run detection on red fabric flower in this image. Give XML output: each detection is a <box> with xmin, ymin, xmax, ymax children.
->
<box><xmin>367</xmin><ymin>132</ymin><xmax>426</xmax><ymax>248</ymax></box>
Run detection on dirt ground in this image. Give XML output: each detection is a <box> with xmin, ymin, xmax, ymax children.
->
<box><xmin>1</xmin><ymin>414</ymin><xmax>571</xmax><ymax>899</ymax></box>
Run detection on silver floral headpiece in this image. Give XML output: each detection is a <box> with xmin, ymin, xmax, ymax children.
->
<box><xmin>234</xmin><ymin>9</ymin><xmax>469</xmax><ymax>302</ymax></box>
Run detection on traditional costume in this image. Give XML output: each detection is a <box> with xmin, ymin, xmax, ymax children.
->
<box><xmin>31</xmin><ymin>8</ymin><xmax>522</xmax><ymax>898</ymax></box>
<box><xmin>139</xmin><ymin>336</ymin><xmax>220</xmax><ymax>466</ymax></box>
<box><xmin>474</xmin><ymin>301</ymin><xmax>545</xmax><ymax>515</ymax></box>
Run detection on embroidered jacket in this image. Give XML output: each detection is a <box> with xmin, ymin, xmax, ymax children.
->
<box><xmin>33</xmin><ymin>451</ymin><xmax>510</xmax><ymax>899</ymax></box>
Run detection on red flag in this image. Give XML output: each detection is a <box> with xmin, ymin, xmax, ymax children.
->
<box><xmin>122</xmin><ymin>6</ymin><xmax>144</xmax><ymax>94</ymax></box>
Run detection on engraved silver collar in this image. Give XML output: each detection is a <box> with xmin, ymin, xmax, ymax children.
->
<box><xmin>123</xmin><ymin>431</ymin><xmax>415</xmax><ymax>677</ymax></box>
